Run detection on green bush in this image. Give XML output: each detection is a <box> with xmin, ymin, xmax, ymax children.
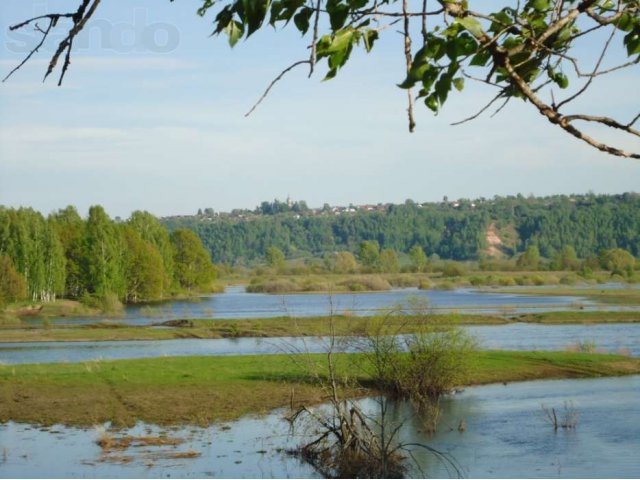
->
<box><xmin>246</xmin><ymin>278</ymin><xmax>301</xmax><ymax>293</ymax></box>
<box><xmin>498</xmin><ymin>276</ymin><xmax>517</xmax><ymax>287</ymax></box>
<box><xmin>433</xmin><ymin>281</ymin><xmax>455</xmax><ymax>290</ymax></box>
<box><xmin>79</xmin><ymin>291</ymin><xmax>124</xmax><ymax>315</ymax></box>
<box><xmin>439</xmin><ymin>261</ymin><xmax>466</xmax><ymax>278</ymax></box>
<box><xmin>387</xmin><ymin>274</ymin><xmax>419</xmax><ymax>288</ymax></box>
<box><xmin>515</xmin><ymin>276</ymin><xmax>533</xmax><ymax>286</ymax></box>
<box><xmin>339</xmin><ymin>276</ymin><xmax>391</xmax><ymax>292</ymax></box>
<box><xmin>559</xmin><ymin>274</ymin><xmax>580</xmax><ymax>285</ymax></box>
<box><xmin>364</xmin><ymin>315</ymin><xmax>477</xmax><ymax>405</ymax></box>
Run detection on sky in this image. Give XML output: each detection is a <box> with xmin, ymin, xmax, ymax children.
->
<box><xmin>0</xmin><ymin>0</ymin><xmax>638</xmax><ymax>219</ymax></box>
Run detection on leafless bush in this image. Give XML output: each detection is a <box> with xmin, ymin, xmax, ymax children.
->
<box><xmin>285</xmin><ymin>303</ymin><xmax>462</xmax><ymax>478</ymax></box>
<box><xmin>541</xmin><ymin>401</ymin><xmax>579</xmax><ymax>430</ymax></box>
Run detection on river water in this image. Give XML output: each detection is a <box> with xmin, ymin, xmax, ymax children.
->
<box><xmin>2</xmin><ymin>287</ymin><xmax>638</xmax><ymax>478</ymax></box>
<box><xmin>1</xmin><ymin>322</ymin><xmax>637</xmax><ymax>365</ymax></box>
<box><xmin>27</xmin><ymin>286</ymin><xmax>605</xmax><ymax>326</ymax></box>
<box><xmin>1</xmin><ymin>375</ymin><xmax>638</xmax><ymax>478</ymax></box>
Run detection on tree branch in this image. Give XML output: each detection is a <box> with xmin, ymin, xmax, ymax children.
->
<box><xmin>402</xmin><ymin>0</ymin><xmax>416</xmax><ymax>132</ymax></box>
<box><xmin>3</xmin><ymin>0</ymin><xmax>102</xmax><ymax>85</ymax></box>
<box><xmin>245</xmin><ymin>60</ymin><xmax>311</xmax><ymax>117</ymax></box>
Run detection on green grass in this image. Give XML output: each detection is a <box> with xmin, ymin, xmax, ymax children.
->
<box><xmin>1</xmin><ymin>351</ymin><xmax>638</xmax><ymax>427</ymax></box>
<box><xmin>4</xmin><ymin>299</ymin><xmax>101</xmax><ymax>319</ymax></box>
<box><xmin>2</xmin><ymin>310</ymin><xmax>639</xmax><ymax>343</ymax></box>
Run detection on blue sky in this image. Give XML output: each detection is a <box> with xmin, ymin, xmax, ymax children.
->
<box><xmin>0</xmin><ymin>0</ymin><xmax>638</xmax><ymax>218</ymax></box>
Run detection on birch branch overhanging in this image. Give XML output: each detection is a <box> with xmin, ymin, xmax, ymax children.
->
<box><xmin>3</xmin><ymin>0</ymin><xmax>638</xmax><ymax>159</ymax></box>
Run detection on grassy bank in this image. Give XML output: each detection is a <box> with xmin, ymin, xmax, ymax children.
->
<box><xmin>491</xmin><ymin>287</ymin><xmax>640</xmax><ymax>306</ymax></box>
<box><xmin>1</xmin><ymin>311</ymin><xmax>639</xmax><ymax>343</ymax></box>
<box><xmin>0</xmin><ymin>351</ymin><xmax>638</xmax><ymax>427</ymax></box>
<box><xmin>0</xmin><ymin>314</ymin><xmax>503</xmax><ymax>342</ymax></box>
<box><xmin>238</xmin><ymin>270</ymin><xmax>635</xmax><ymax>294</ymax></box>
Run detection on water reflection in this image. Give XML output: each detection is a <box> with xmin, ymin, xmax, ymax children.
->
<box><xmin>1</xmin><ymin>376</ymin><xmax>638</xmax><ymax>478</ymax></box>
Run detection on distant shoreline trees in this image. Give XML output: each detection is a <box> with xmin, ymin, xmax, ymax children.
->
<box><xmin>163</xmin><ymin>193</ymin><xmax>640</xmax><ymax>266</ymax></box>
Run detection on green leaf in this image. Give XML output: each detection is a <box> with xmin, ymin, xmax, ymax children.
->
<box><xmin>455</xmin><ymin>34</ymin><xmax>478</xmax><ymax>56</ymax></box>
<box><xmin>624</xmin><ymin>30</ymin><xmax>640</xmax><ymax>56</ymax></box>
<box><xmin>269</xmin><ymin>1</ymin><xmax>283</xmax><ymax>25</ymax></box>
<box><xmin>363</xmin><ymin>30</ymin><xmax>379</xmax><ymax>53</ymax></box>
<box><xmin>615</xmin><ymin>12</ymin><xmax>634</xmax><ymax>32</ymax></box>
<box><xmin>502</xmin><ymin>36</ymin><xmax>522</xmax><ymax>49</ymax></box>
<box><xmin>529</xmin><ymin>0</ymin><xmax>550</xmax><ymax>12</ymax></box>
<box><xmin>469</xmin><ymin>49</ymin><xmax>491</xmax><ymax>66</ymax></box>
<box><xmin>197</xmin><ymin>0</ymin><xmax>216</xmax><ymax>16</ymax></box>
<box><xmin>271</xmin><ymin>0</ymin><xmax>305</xmax><ymax>25</ymax></box>
<box><xmin>317</xmin><ymin>28</ymin><xmax>358</xmax><ymax>79</ymax></box>
<box><xmin>323</xmin><ymin>68</ymin><xmax>338</xmax><ymax>81</ymax></box>
<box><xmin>453</xmin><ymin>77</ymin><xmax>465</xmax><ymax>91</ymax></box>
<box><xmin>550</xmin><ymin>71</ymin><xmax>569</xmax><ymax>89</ymax></box>
<box><xmin>424</xmin><ymin>37</ymin><xmax>446</xmax><ymax>60</ymax></box>
<box><xmin>456</xmin><ymin>17</ymin><xmax>484</xmax><ymax>39</ymax></box>
<box><xmin>425</xmin><ymin>94</ymin><xmax>439</xmax><ymax>112</ymax></box>
<box><xmin>435</xmin><ymin>74</ymin><xmax>452</xmax><ymax>104</ymax></box>
<box><xmin>445</xmin><ymin>39</ymin><xmax>458</xmax><ymax>60</ymax></box>
<box><xmin>225</xmin><ymin>20</ymin><xmax>244</xmax><ymax>47</ymax></box>
<box><xmin>242</xmin><ymin>0</ymin><xmax>269</xmax><ymax>36</ymax></box>
<box><xmin>213</xmin><ymin>6</ymin><xmax>234</xmax><ymax>34</ymax></box>
<box><xmin>398</xmin><ymin>75</ymin><xmax>416</xmax><ymax>89</ymax></box>
<box><xmin>293</xmin><ymin>7</ymin><xmax>314</xmax><ymax>34</ymax></box>
<box><xmin>421</xmin><ymin>66</ymin><xmax>439</xmax><ymax>92</ymax></box>
<box><xmin>327</xmin><ymin>0</ymin><xmax>350</xmax><ymax>31</ymax></box>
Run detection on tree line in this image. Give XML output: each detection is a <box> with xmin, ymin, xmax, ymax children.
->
<box><xmin>163</xmin><ymin>193</ymin><xmax>640</xmax><ymax>265</ymax></box>
<box><xmin>0</xmin><ymin>206</ymin><xmax>216</xmax><ymax>308</ymax></box>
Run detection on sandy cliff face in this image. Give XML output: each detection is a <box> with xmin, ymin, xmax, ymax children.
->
<box><xmin>485</xmin><ymin>222</ymin><xmax>507</xmax><ymax>257</ymax></box>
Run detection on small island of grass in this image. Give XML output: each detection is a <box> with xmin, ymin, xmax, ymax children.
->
<box><xmin>1</xmin><ymin>351</ymin><xmax>638</xmax><ymax>427</ymax></box>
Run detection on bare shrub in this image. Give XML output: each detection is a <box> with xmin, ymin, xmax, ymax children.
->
<box><xmin>566</xmin><ymin>339</ymin><xmax>597</xmax><ymax>353</ymax></box>
<box><xmin>541</xmin><ymin>401</ymin><xmax>579</xmax><ymax>430</ymax></box>
<box><xmin>286</xmin><ymin>304</ymin><xmax>462</xmax><ymax>478</ymax></box>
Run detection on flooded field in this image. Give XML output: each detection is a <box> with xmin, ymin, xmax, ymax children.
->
<box><xmin>24</xmin><ymin>286</ymin><xmax>603</xmax><ymax>326</ymax></box>
<box><xmin>2</xmin><ymin>322</ymin><xmax>638</xmax><ymax>364</ymax></box>
<box><xmin>1</xmin><ymin>375</ymin><xmax>638</xmax><ymax>478</ymax></box>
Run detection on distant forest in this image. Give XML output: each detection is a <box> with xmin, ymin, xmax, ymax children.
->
<box><xmin>162</xmin><ymin>193</ymin><xmax>640</xmax><ymax>264</ymax></box>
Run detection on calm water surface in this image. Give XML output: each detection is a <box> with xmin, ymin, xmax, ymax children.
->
<box><xmin>28</xmin><ymin>286</ymin><xmax>602</xmax><ymax>326</ymax></box>
<box><xmin>1</xmin><ymin>376</ymin><xmax>638</xmax><ymax>478</ymax></box>
<box><xmin>1</xmin><ymin>323</ymin><xmax>638</xmax><ymax>364</ymax></box>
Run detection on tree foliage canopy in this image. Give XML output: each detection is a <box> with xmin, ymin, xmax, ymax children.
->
<box><xmin>0</xmin><ymin>206</ymin><xmax>216</xmax><ymax>305</ymax></box>
<box><xmin>4</xmin><ymin>0</ymin><xmax>639</xmax><ymax>158</ymax></box>
<box><xmin>164</xmin><ymin>193</ymin><xmax>640</xmax><ymax>263</ymax></box>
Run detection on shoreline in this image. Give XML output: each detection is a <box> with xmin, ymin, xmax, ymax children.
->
<box><xmin>1</xmin><ymin>311</ymin><xmax>639</xmax><ymax>343</ymax></box>
<box><xmin>1</xmin><ymin>351</ymin><xmax>638</xmax><ymax>427</ymax></box>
